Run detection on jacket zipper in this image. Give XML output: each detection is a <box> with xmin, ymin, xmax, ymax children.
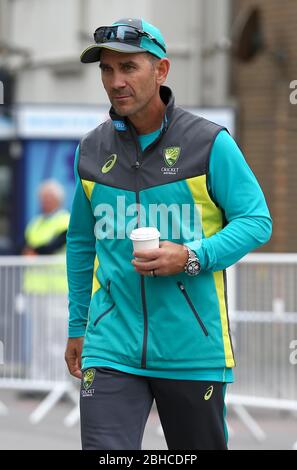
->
<box><xmin>177</xmin><ymin>281</ymin><xmax>209</xmax><ymax>336</ymax></box>
<box><xmin>93</xmin><ymin>280</ymin><xmax>115</xmax><ymax>326</ymax></box>
<box><xmin>129</xmin><ymin>117</ymin><xmax>168</xmax><ymax>369</ymax></box>
<box><xmin>130</xmin><ymin>124</ymin><xmax>149</xmax><ymax>369</ymax></box>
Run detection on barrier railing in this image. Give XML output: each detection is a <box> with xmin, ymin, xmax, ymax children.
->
<box><xmin>0</xmin><ymin>253</ymin><xmax>297</xmax><ymax>445</ymax></box>
<box><xmin>227</xmin><ymin>253</ymin><xmax>297</xmax><ymax>445</ymax></box>
<box><xmin>0</xmin><ymin>255</ymin><xmax>77</xmax><ymax>423</ymax></box>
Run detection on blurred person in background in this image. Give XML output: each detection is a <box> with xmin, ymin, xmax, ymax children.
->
<box><xmin>20</xmin><ymin>180</ymin><xmax>70</xmax><ymax>380</ymax></box>
<box><xmin>65</xmin><ymin>18</ymin><xmax>272</xmax><ymax>450</ymax></box>
<box><xmin>23</xmin><ymin>180</ymin><xmax>69</xmax><ymax>257</ymax></box>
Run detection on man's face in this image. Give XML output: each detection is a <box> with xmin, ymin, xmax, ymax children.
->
<box><xmin>40</xmin><ymin>190</ymin><xmax>60</xmax><ymax>214</ymax></box>
<box><xmin>99</xmin><ymin>49</ymin><xmax>160</xmax><ymax>117</ymax></box>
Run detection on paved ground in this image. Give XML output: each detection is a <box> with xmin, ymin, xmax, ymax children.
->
<box><xmin>0</xmin><ymin>389</ymin><xmax>296</xmax><ymax>450</ymax></box>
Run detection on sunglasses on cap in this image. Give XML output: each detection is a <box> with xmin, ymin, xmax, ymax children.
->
<box><xmin>93</xmin><ymin>25</ymin><xmax>167</xmax><ymax>54</ymax></box>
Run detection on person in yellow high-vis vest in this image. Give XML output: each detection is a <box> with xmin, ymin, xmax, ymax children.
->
<box><xmin>22</xmin><ymin>180</ymin><xmax>70</xmax><ymax>381</ymax></box>
<box><xmin>23</xmin><ymin>180</ymin><xmax>70</xmax><ymax>294</ymax></box>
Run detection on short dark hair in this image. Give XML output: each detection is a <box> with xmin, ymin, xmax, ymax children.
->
<box><xmin>145</xmin><ymin>52</ymin><xmax>160</xmax><ymax>66</ymax></box>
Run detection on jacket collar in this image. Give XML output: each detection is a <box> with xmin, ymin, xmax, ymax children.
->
<box><xmin>109</xmin><ymin>85</ymin><xmax>175</xmax><ymax>133</ymax></box>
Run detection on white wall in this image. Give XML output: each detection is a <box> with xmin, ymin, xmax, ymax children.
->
<box><xmin>2</xmin><ymin>0</ymin><xmax>231</xmax><ymax>106</ymax></box>
<box><xmin>10</xmin><ymin>0</ymin><xmax>81</xmax><ymax>61</ymax></box>
<box><xmin>200</xmin><ymin>0</ymin><xmax>232</xmax><ymax>105</ymax></box>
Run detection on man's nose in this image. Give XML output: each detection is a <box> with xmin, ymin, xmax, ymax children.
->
<box><xmin>111</xmin><ymin>72</ymin><xmax>127</xmax><ymax>89</ymax></box>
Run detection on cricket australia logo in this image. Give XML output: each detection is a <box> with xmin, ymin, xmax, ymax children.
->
<box><xmin>161</xmin><ymin>147</ymin><xmax>181</xmax><ymax>175</ymax></box>
<box><xmin>101</xmin><ymin>154</ymin><xmax>117</xmax><ymax>174</ymax></box>
<box><xmin>163</xmin><ymin>147</ymin><xmax>180</xmax><ymax>167</ymax></box>
<box><xmin>82</xmin><ymin>368</ymin><xmax>96</xmax><ymax>397</ymax></box>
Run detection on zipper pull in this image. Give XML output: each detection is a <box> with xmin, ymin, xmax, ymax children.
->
<box><xmin>177</xmin><ymin>281</ymin><xmax>184</xmax><ymax>291</ymax></box>
<box><xmin>131</xmin><ymin>161</ymin><xmax>140</xmax><ymax>169</ymax></box>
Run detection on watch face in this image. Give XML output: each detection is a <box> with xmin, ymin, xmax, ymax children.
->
<box><xmin>187</xmin><ymin>260</ymin><xmax>200</xmax><ymax>276</ymax></box>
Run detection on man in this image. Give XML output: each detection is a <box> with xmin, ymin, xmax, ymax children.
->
<box><xmin>23</xmin><ymin>179</ymin><xmax>70</xmax><ymax>294</ymax></box>
<box><xmin>22</xmin><ymin>179</ymin><xmax>70</xmax><ymax>380</ymax></box>
<box><xmin>65</xmin><ymin>18</ymin><xmax>272</xmax><ymax>450</ymax></box>
<box><xmin>24</xmin><ymin>180</ymin><xmax>69</xmax><ymax>258</ymax></box>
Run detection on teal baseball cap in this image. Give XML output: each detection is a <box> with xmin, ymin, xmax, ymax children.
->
<box><xmin>80</xmin><ymin>18</ymin><xmax>167</xmax><ymax>63</ymax></box>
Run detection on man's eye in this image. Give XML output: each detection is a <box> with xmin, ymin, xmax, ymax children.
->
<box><xmin>123</xmin><ymin>64</ymin><xmax>135</xmax><ymax>71</ymax></box>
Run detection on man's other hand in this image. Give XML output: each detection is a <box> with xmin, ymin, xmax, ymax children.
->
<box><xmin>65</xmin><ymin>337</ymin><xmax>84</xmax><ymax>379</ymax></box>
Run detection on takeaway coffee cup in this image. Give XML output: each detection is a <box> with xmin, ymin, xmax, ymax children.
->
<box><xmin>130</xmin><ymin>227</ymin><xmax>160</xmax><ymax>258</ymax></box>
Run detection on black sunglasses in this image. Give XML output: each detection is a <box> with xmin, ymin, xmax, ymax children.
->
<box><xmin>93</xmin><ymin>25</ymin><xmax>166</xmax><ymax>54</ymax></box>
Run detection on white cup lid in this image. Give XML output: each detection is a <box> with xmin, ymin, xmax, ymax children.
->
<box><xmin>129</xmin><ymin>227</ymin><xmax>160</xmax><ymax>241</ymax></box>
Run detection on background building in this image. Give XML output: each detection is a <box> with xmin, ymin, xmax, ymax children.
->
<box><xmin>0</xmin><ymin>0</ymin><xmax>233</xmax><ymax>253</ymax></box>
<box><xmin>0</xmin><ymin>0</ymin><xmax>296</xmax><ymax>253</ymax></box>
<box><xmin>0</xmin><ymin>0</ymin><xmax>231</xmax><ymax>106</ymax></box>
<box><xmin>232</xmin><ymin>0</ymin><xmax>297</xmax><ymax>252</ymax></box>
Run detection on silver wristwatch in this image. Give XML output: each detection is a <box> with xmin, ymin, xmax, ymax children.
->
<box><xmin>184</xmin><ymin>247</ymin><xmax>201</xmax><ymax>276</ymax></box>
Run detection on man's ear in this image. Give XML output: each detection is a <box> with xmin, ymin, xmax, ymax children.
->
<box><xmin>156</xmin><ymin>58</ymin><xmax>170</xmax><ymax>85</ymax></box>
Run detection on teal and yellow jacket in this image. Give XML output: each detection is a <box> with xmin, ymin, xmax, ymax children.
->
<box><xmin>66</xmin><ymin>86</ymin><xmax>272</xmax><ymax>380</ymax></box>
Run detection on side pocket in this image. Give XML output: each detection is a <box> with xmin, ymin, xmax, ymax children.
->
<box><xmin>94</xmin><ymin>303</ymin><xmax>115</xmax><ymax>326</ymax></box>
<box><xmin>93</xmin><ymin>279</ymin><xmax>115</xmax><ymax>326</ymax></box>
<box><xmin>177</xmin><ymin>281</ymin><xmax>209</xmax><ymax>336</ymax></box>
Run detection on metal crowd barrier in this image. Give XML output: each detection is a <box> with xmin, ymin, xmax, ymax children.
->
<box><xmin>0</xmin><ymin>255</ymin><xmax>78</xmax><ymax>424</ymax></box>
<box><xmin>227</xmin><ymin>253</ymin><xmax>297</xmax><ymax>445</ymax></box>
<box><xmin>1</xmin><ymin>253</ymin><xmax>297</xmax><ymax>443</ymax></box>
